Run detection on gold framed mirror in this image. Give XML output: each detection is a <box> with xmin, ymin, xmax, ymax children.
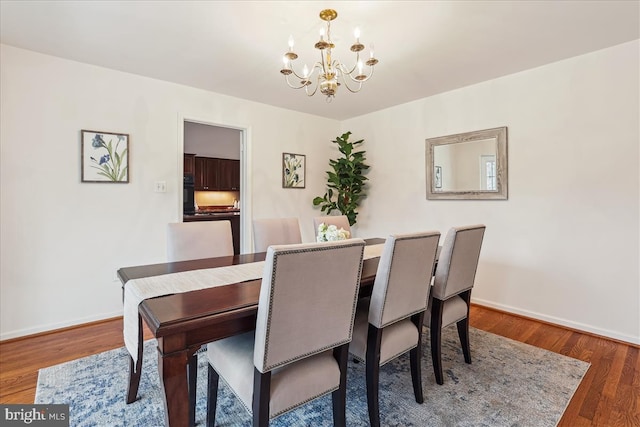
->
<box><xmin>426</xmin><ymin>127</ymin><xmax>508</xmax><ymax>200</ymax></box>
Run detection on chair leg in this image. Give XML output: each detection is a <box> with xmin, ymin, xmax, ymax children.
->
<box><xmin>252</xmin><ymin>368</ymin><xmax>271</xmax><ymax>427</ymax></box>
<box><xmin>188</xmin><ymin>353</ymin><xmax>197</xmax><ymax>427</ymax></box>
<box><xmin>457</xmin><ymin>318</ymin><xmax>471</xmax><ymax>364</ymax></box>
<box><xmin>410</xmin><ymin>312</ymin><xmax>425</xmax><ymax>403</ymax></box>
<box><xmin>457</xmin><ymin>290</ymin><xmax>472</xmax><ymax>364</ymax></box>
<box><xmin>430</xmin><ymin>298</ymin><xmax>445</xmax><ymax>385</ymax></box>
<box><xmin>332</xmin><ymin>344</ymin><xmax>349</xmax><ymax>427</ymax></box>
<box><xmin>206</xmin><ymin>365</ymin><xmax>219</xmax><ymax>427</ymax></box>
<box><xmin>365</xmin><ymin>325</ymin><xmax>383</xmax><ymax>427</ymax></box>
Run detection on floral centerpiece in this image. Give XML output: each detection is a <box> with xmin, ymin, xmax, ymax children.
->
<box><xmin>316</xmin><ymin>223</ymin><xmax>350</xmax><ymax>242</ymax></box>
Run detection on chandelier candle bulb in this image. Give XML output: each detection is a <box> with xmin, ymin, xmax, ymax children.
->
<box><xmin>280</xmin><ymin>57</ymin><xmax>293</xmax><ymax>75</ymax></box>
<box><xmin>280</xmin><ymin>8</ymin><xmax>378</xmax><ymax>101</ymax></box>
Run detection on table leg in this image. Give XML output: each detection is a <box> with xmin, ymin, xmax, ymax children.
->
<box><xmin>126</xmin><ymin>314</ymin><xmax>144</xmax><ymax>404</ymax></box>
<box><xmin>158</xmin><ymin>346</ymin><xmax>190</xmax><ymax>427</ymax></box>
<box><xmin>187</xmin><ymin>353</ymin><xmax>197</xmax><ymax>427</ymax></box>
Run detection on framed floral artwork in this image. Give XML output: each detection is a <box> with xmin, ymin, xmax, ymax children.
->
<box><xmin>282</xmin><ymin>153</ymin><xmax>305</xmax><ymax>188</ymax></box>
<box><xmin>81</xmin><ymin>130</ymin><xmax>129</xmax><ymax>183</ymax></box>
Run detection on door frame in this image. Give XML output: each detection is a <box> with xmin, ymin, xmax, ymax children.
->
<box><xmin>177</xmin><ymin>114</ymin><xmax>252</xmax><ymax>254</ymax></box>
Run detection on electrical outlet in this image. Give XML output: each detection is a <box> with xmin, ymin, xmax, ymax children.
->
<box><xmin>154</xmin><ymin>181</ymin><xmax>167</xmax><ymax>193</ymax></box>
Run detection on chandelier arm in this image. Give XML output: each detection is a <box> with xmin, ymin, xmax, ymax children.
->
<box><xmin>336</xmin><ymin>59</ymin><xmax>375</xmax><ymax>84</ymax></box>
<box><xmin>336</xmin><ymin>52</ymin><xmax>360</xmax><ymax>76</ymax></box>
<box><xmin>304</xmin><ymin>75</ymin><xmax>320</xmax><ymax>97</ymax></box>
<box><xmin>338</xmin><ymin>73</ymin><xmax>363</xmax><ymax>93</ymax></box>
<box><xmin>344</xmin><ymin>63</ymin><xmax>375</xmax><ymax>84</ymax></box>
<box><xmin>288</xmin><ymin>68</ymin><xmax>307</xmax><ymax>80</ymax></box>
<box><xmin>284</xmin><ymin>74</ymin><xmax>310</xmax><ymax>90</ymax></box>
<box><xmin>310</xmin><ymin>62</ymin><xmax>325</xmax><ymax>75</ymax></box>
<box><xmin>358</xmin><ymin>65</ymin><xmax>375</xmax><ymax>82</ymax></box>
<box><xmin>343</xmin><ymin>64</ymin><xmax>359</xmax><ymax>77</ymax></box>
<box><xmin>335</xmin><ymin>62</ymin><xmax>359</xmax><ymax>82</ymax></box>
<box><xmin>289</xmin><ymin>62</ymin><xmax>326</xmax><ymax>81</ymax></box>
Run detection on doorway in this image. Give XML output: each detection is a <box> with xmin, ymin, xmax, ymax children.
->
<box><xmin>179</xmin><ymin>117</ymin><xmax>250</xmax><ymax>253</ymax></box>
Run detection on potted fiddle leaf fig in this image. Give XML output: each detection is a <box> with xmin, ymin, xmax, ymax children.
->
<box><xmin>313</xmin><ymin>131</ymin><xmax>370</xmax><ymax>226</ymax></box>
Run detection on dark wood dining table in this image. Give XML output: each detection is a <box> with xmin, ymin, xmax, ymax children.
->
<box><xmin>117</xmin><ymin>238</ymin><xmax>385</xmax><ymax>427</ymax></box>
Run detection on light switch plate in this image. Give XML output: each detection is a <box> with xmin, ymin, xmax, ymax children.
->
<box><xmin>154</xmin><ymin>181</ymin><xmax>167</xmax><ymax>193</ymax></box>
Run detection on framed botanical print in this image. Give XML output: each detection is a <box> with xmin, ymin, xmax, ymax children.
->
<box><xmin>282</xmin><ymin>153</ymin><xmax>305</xmax><ymax>188</ymax></box>
<box><xmin>81</xmin><ymin>130</ymin><xmax>129</xmax><ymax>183</ymax></box>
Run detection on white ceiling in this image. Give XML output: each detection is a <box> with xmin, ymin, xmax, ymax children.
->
<box><xmin>1</xmin><ymin>1</ymin><xmax>638</xmax><ymax>120</ymax></box>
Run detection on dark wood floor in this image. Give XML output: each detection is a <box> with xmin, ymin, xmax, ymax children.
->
<box><xmin>0</xmin><ymin>305</ymin><xmax>638</xmax><ymax>426</ymax></box>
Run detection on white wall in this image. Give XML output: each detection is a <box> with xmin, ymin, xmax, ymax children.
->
<box><xmin>343</xmin><ymin>40</ymin><xmax>640</xmax><ymax>344</ymax></box>
<box><xmin>0</xmin><ymin>45</ymin><xmax>339</xmax><ymax>339</ymax></box>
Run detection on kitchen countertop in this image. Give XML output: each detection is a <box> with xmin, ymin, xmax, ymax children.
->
<box><xmin>183</xmin><ymin>209</ymin><xmax>240</xmax><ymax>220</ymax></box>
<box><xmin>199</xmin><ymin>207</ymin><xmax>240</xmax><ymax>213</ymax></box>
<box><xmin>195</xmin><ymin>211</ymin><xmax>240</xmax><ymax>216</ymax></box>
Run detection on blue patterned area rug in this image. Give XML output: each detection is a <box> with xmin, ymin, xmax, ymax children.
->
<box><xmin>36</xmin><ymin>327</ymin><xmax>588</xmax><ymax>427</ymax></box>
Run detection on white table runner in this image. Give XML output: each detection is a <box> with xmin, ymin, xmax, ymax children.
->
<box><xmin>123</xmin><ymin>243</ymin><xmax>385</xmax><ymax>363</ymax></box>
<box><xmin>124</xmin><ymin>262</ymin><xmax>265</xmax><ymax>361</ymax></box>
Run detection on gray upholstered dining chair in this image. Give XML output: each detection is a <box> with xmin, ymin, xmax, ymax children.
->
<box><xmin>252</xmin><ymin>217</ymin><xmax>302</xmax><ymax>252</ymax></box>
<box><xmin>425</xmin><ymin>224</ymin><xmax>486</xmax><ymax>385</ymax></box>
<box><xmin>349</xmin><ymin>231</ymin><xmax>440</xmax><ymax>427</ymax></box>
<box><xmin>166</xmin><ymin>220</ymin><xmax>235</xmax><ymax>426</ymax></box>
<box><xmin>313</xmin><ymin>215</ymin><xmax>352</xmax><ymax>237</ymax></box>
<box><xmin>205</xmin><ymin>239</ymin><xmax>366</xmax><ymax>427</ymax></box>
<box><xmin>167</xmin><ymin>221</ymin><xmax>234</xmax><ymax>262</ymax></box>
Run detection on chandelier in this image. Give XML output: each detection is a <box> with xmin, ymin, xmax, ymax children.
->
<box><xmin>280</xmin><ymin>9</ymin><xmax>378</xmax><ymax>102</ymax></box>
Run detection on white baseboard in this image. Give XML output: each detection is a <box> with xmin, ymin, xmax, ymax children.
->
<box><xmin>471</xmin><ymin>297</ymin><xmax>640</xmax><ymax>346</ymax></box>
<box><xmin>0</xmin><ymin>309</ymin><xmax>123</xmax><ymax>341</ymax></box>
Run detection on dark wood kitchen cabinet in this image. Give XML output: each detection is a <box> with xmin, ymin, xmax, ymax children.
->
<box><xmin>230</xmin><ymin>160</ymin><xmax>240</xmax><ymax>190</ymax></box>
<box><xmin>184</xmin><ymin>153</ymin><xmax>196</xmax><ymax>176</ymax></box>
<box><xmin>218</xmin><ymin>159</ymin><xmax>240</xmax><ymax>191</ymax></box>
<box><xmin>194</xmin><ymin>157</ymin><xmax>219</xmax><ymax>190</ymax></box>
<box><xmin>194</xmin><ymin>157</ymin><xmax>205</xmax><ymax>189</ymax></box>
<box><xmin>194</xmin><ymin>157</ymin><xmax>239</xmax><ymax>191</ymax></box>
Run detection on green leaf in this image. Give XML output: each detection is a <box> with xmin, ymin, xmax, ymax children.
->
<box><xmin>312</xmin><ymin>131</ymin><xmax>369</xmax><ymax>226</ymax></box>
